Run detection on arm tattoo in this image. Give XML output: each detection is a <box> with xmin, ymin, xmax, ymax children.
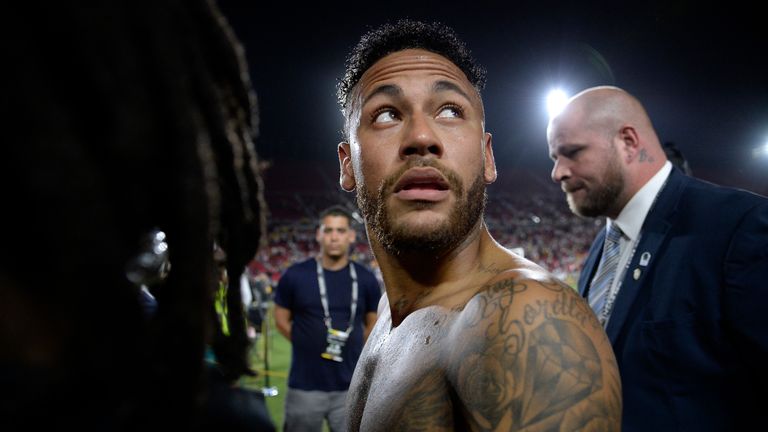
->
<box><xmin>523</xmin><ymin>281</ymin><xmax>602</xmax><ymax>330</ymax></box>
<box><xmin>451</xmin><ymin>278</ymin><xmax>620</xmax><ymax>431</ymax></box>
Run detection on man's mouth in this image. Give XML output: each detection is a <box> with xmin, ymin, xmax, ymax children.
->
<box><xmin>393</xmin><ymin>168</ymin><xmax>450</xmax><ymax>201</ymax></box>
<box><xmin>563</xmin><ymin>182</ymin><xmax>585</xmax><ymax>194</ymax></box>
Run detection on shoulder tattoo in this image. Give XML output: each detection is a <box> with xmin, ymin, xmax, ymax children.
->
<box><xmin>448</xmin><ymin>278</ymin><xmax>621</xmax><ymax>431</ymax></box>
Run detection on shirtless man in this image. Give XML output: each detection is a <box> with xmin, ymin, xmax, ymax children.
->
<box><xmin>335</xmin><ymin>20</ymin><xmax>621</xmax><ymax>431</ymax></box>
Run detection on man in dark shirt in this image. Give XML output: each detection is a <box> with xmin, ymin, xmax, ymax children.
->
<box><xmin>274</xmin><ymin>205</ymin><xmax>380</xmax><ymax>432</ymax></box>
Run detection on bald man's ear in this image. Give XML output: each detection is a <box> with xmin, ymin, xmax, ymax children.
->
<box><xmin>338</xmin><ymin>142</ymin><xmax>356</xmax><ymax>191</ymax></box>
<box><xmin>618</xmin><ymin>125</ymin><xmax>641</xmax><ymax>162</ymax></box>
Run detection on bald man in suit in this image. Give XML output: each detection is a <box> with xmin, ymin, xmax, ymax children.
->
<box><xmin>547</xmin><ymin>86</ymin><xmax>768</xmax><ymax>431</ymax></box>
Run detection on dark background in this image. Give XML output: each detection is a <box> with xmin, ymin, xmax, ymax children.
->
<box><xmin>217</xmin><ymin>1</ymin><xmax>768</xmax><ymax>196</ymax></box>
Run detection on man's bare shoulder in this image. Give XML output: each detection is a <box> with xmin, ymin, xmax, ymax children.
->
<box><xmin>469</xmin><ymin>257</ymin><xmax>599</xmax><ymax>327</ymax></box>
<box><xmin>442</xmin><ymin>258</ymin><xmax>622</xmax><ymax>431</ymax></box>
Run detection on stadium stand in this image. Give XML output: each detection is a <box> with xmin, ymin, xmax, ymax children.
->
<box><xmin>248</xmin><ymin>161</ymin><xmax>602</xmax><ymax>288</ymax></box>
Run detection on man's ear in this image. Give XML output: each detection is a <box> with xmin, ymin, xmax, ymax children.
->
<box><xmin>483</xmin><ymin>132</ymin><xmax>497</xmax><ymax>184</ymax></box>
<box><xmin>338</xmin><ymin>142</ymin><xmax>356</xmax><ymax>191</ymax></box>
<box><xmin>618</xmin><ymin>125</ymin><xmax>641</xmax><ymax>162</ymax></box>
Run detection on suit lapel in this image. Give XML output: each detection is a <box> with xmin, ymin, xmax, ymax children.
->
<box><xmin>604</xmin><ymin>169</ymin><xmax>687</xmax><ymax>343</ymax></box>
<box><xmin>578</xmin><ymin>229</ymin><xmax>606</xmax><ymax>297</ymax></box>
<box><xmin>604</xmin><ymin>218</ymin><xmax>671</xmax><ymax>342</ymax></box>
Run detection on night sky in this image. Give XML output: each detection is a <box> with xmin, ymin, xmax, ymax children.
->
<box><xmin>217</xmin><ymin>1</ymin><xmax>768</xmax><ymax>195</ymax></box>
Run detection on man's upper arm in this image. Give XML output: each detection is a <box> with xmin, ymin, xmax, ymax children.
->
<box><xmin>273</xmin><ymin>304</ymin><xmax>292</xmax><ymax>323</ymax></box>
<box><xmin>272</xmin><ymin>270</ymin><xmax>295</xmax><ymax>340</ymax></box>
<box><xmin>272</xmin><ymin>269</ymin><xmax>293</xmax><ymax>309</ymax></box>
<box><xmin>724</xmin><ymin>200</ymin><xmax>768</xmax><ymax>359</ymax></box>
<box><xmin>273</xmin><ymin>304</ymin><xmax>292</xmax><ymax>340</ymax></box>
<box><xmin>447</xmin><ymin>276</ymin><xmax>621</xmax><ymax>431</ymax></box>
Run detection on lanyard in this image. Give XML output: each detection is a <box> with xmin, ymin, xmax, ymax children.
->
<box><xmin>316</xmin><ymin>259</ymin><xmax>358</xmax><ymax>334</ymax></box>
<box><xmin>597</xmin><ymin>174</ymin><xmax>670</xmax><ymax>327</ymax></box>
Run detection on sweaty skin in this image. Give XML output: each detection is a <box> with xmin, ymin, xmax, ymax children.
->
<box><xmin>347</xmin><ymin>236</ymin><xmax>621</xmax><ymax>431</ymax></box>
<box><xmin>341</xmin><ymin>49</ymin><xmax>621</xmax><ymax>431</ymax></box>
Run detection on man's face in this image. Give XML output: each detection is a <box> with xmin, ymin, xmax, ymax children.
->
<box><xmin>547</xmin><ymin>116</ymin><xmax>625</xmax><ymax>218</ymax></box>
<box><xmin>338</xmin><ymin>49</ymin><xmax>497</xmax><ymax>254</ymax></box>
<box><xmin>317</xmin><ymin>215</ymin><xmax>356</xmax><ymax>260</ymax></box>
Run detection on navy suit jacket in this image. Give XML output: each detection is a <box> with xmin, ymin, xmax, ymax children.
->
<box><xmin>578</xmin><ymin>168</ymin><xmax>768</xmax><ymax>431</ymax></box>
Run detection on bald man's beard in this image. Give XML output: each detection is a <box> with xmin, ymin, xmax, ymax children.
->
<box><xmin>356</xmin><ymin>162</ymin><xmax>487</xmax><ymax>257</ymax></box>
<box><xmin>567</xmin><ymin>150</ymin><xmax>625</xmax><ymax>218</ymax></box>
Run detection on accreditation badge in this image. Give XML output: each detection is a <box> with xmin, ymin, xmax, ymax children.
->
<box><xmin>321</xmin><ymin>328</ymin><xmax>349</xmax><ymax>362</ymax></box>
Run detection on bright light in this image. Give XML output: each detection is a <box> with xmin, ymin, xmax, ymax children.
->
<box><xmin>546</xmin><ymin>89</ymin><xmax>569</xmax><ymax>119</ymax></box>
<box><xmin>753</xmin><ymin>141</ymin><xmax>768</xmax><ymax>158</ymax></box>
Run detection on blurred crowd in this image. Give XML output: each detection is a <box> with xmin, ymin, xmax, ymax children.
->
<box><xmin>247</xmin><ymin>166</ymin><xmax>601</xmax><ymax>288</ymax></box>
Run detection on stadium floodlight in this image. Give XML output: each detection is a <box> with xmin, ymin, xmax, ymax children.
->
<box><xmin>546</xmin><ymin>89</ymin><xmax>569</xmax><ymax>119</ymax></box>
<box><xmin>752</xmin><ymin>141</ymin><xmax>768</xmax><ymax>158</ymax></box>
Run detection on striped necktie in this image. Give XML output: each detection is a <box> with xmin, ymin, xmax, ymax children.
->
<box><xmin>588</xmin><ymin>223</ymin><xmax>623</xmax><ymax>325</ymax></box>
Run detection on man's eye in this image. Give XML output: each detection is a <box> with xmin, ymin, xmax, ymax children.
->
<box><xmin>436</xmin><ymin>105</ymin><xmax>462</xmax><ymax>119</ymax></box>
<box><xmin>564</xmin><ymin>148</ymin><xmax>581</xmax><ymax>158</ymax></box>
<box><xmin>373</xmin><ymin>109</ymin><xmax>398</xmax><ymax>124</ymax></box>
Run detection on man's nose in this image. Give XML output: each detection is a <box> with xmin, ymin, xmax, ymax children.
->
<box><xmin>399</xmin><ymin>113</ymin><xmax>444</xmax><ymax>159</ymax></box>
<box><xmin>551</xmin><ymin>159</ymin><xmax>571</xmax><ymax>183</ymax></box>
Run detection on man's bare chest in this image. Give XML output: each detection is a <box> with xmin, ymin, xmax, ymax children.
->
<box><xmin>350</xmin><ymin>307</ymin><xmax>463</xmax><ymax>431</ymax></box>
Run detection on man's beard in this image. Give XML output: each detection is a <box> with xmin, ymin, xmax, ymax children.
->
<box><xmin>567</xmin><ymin>151</ymin><xmax>624</xmax><ymax>218</ymax></box>
<box><xmin>323</xmin><ymin>248</ymin><xmax>346</xmax><ymax>261</ymax></box>
<box><xmin>356</xmin><ymin>160</ymin><xmax>486</xmax><ymax>256</ymax></box>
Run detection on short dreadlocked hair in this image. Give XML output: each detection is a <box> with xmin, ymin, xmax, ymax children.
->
<box><xmin>337</xmin><ymin>19</ymin><xmax>486</xmax><ymax>136</ymax></box>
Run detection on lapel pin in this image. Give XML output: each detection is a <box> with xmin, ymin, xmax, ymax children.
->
<box><xmin>633</xmin><ymin>268</ymin><xmax>641</xmax><ymax>280</ymax></box>
<box><xmin>639</xmin><ymin>252</ymin><xmax>652</xmax><ymax>267</ymax></box>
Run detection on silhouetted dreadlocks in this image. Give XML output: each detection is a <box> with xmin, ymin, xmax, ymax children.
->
<box><xmin>1</xmin><ymin>0</ymin><xmax>264</xmax><ymax>429</ymax></box>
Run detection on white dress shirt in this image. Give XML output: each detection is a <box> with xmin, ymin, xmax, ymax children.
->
<box><xmin>598</xmin><ymin>161</ymin><xmax>672</xmax><ymax>324</ymax></box>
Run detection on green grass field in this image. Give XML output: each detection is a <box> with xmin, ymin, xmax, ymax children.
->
<box><xmin>240</xmin><ymin>305</ymin><xmax>291</xmax><ymax>430</ymax></box>
<box><xmin>240</xmin><ymin>305</ymin><xmax>331</xmax><ymax>431</ymax></box>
